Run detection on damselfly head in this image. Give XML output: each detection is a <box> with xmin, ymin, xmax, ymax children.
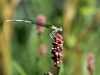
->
<box><xmin>51</xmin><ymin>26</ymin><xmax>62</xmax><ymax>32</ymax></box>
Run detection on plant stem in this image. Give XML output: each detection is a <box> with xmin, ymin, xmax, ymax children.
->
<box><xmin>57</xmin><ymin>67</ymin><xmax>60</xmax><ymax>75</ymax></box>
<box><xmin>90</xmin><ymin>72</ymin><xmax>93</xmax><ymax>75</ymax></box>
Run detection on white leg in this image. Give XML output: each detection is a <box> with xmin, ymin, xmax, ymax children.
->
<box><xmin>50</xmin><ymin>33</ymin><xmax>54</xmax><ymax>40</ymax></box>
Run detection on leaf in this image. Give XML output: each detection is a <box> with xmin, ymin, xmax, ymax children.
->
<box><xmin>12</xmin><ymin>61</ymin><xmax>27</xmax><ymax>75</ymax></box>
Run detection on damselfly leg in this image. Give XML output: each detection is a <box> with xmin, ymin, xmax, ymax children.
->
<box><xmin>50</xmin><ymin>26</ymin><xmax>62</xmax><ymax>40</ymax></box>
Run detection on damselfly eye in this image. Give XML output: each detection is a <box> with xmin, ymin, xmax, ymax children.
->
<box><xmin>59</xmin><ymin>27</ymin><xmax>62</xmax><ymax>31</ymax></box>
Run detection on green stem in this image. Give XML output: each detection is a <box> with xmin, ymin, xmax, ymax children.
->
<box><xmin>89</xmin><ymin>71</ymin><xmax>93</xmax><ymax>75</ymax></box>
<box><xmin>57</xmin><ymin>67</ymin><xmax>60</xmax><ymax>75</ymax></box>
<box><xmin>90</xmin><ymin>72</ymin><xmax>93</xmax><ymax>75</ymax></box>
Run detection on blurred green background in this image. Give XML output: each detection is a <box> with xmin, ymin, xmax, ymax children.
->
<box><xmin>0</xmin><ymin>0</ymin><xmax>100</xmax><ymax>75</ymax></box>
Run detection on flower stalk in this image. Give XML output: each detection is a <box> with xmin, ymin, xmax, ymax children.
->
<box><xmin>51</xmin><ymin>33</ymin><xmax>64</xmax><ymax>67</ymax></box>
<box><xmin>36</xmin><ymin>14</ymin><xmax>46</xmax><ymax>35</ymax></box>
<box><xmin>88</xmin><ymin>53</ymin><xmax>95</xmax><ymax>75</ymax></box>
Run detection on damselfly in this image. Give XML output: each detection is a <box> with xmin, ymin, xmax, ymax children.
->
<box><xmin>6</xmin><ymin>19</ymin><xmax>62</xmax><ymax>40</ymax></box>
